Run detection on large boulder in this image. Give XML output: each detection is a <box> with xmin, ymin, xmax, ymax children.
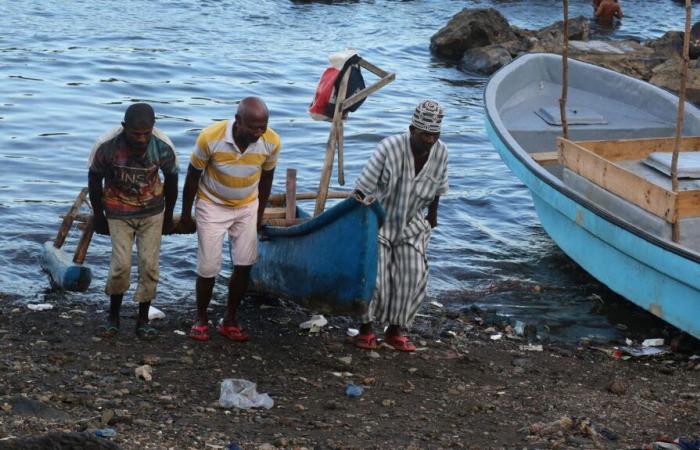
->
<box><xmin>460</xmin><ymin>45</ymin><xmax>513</xmax><ymax>74</ymax></box>
<box><xmin>649</xmin><ymin>57</ymin><xmax>700</xmax><ymax>104</ymax></box>
<box><xmin>646</xmin><ymin>31</ymin><xmax>684</xmax><ymax>59</ymax></box>
<box><xmin>645</xmin><ymin>29</ymin><xmax>700</xmax><ymax>60</ymax></box>
<box><xmin>430</xmin><ymin>8</ymin><xmax>517</xmax><ymax>58</ymax></box>
<box><xmin>537</xmin><ymin>16</ymin><xmax>591</xmax><ymax>42</ymax></box>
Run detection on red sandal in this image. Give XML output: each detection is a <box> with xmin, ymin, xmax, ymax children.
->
<box><xmin>384</xmin><ymin>334</ymin><xmax>416</xmax><ymax>352</ymax></box>
<box><xmin>189</xmin><ymin>324</ymin><xmax>210</xmax><ymax>341</ymax></box>
<box><xmin>217</xmin><ymin>322</ymin><xmax>249</xmax><ymax>342</ymax></box>
<box><xmin>355</xmin><ymin>332</ymin><xmax>379</xmax><ymax>350</ymax></box>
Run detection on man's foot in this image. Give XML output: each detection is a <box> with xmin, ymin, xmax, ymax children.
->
<box><xmin>97</xmin><ymin>322</ymin><xmax>119</xmax><ymax>338</ymax></box>
<box><xmin>217</xmin><ymin>319</ymin><xmax>249</xmax><ymax>342</ymax></box>
<box><xmin>355</xmin><ymin>332</ymin><xmax>379</xmax><ymax>350</ymax></box>
<box><xmin>189</xmin><ymin>324</ymin><xmax>211</xmax><ymax>341</ymax></box>
<box><xmin>384</xmin><ymin>333</ymin><xmax>417</xmax><ymax>352</ymax></box>
<box><xmin>135</xmin><ymin>323</ymin><xmax>158</xmax><ymax>340</ymax></box>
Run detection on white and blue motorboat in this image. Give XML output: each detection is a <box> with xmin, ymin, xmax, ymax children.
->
<box><xmin>485</xmin><ymin>53</ymin><xmax>700</xmax><ymax>340</ymax></box>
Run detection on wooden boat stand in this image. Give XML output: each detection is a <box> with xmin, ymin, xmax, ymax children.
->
<box><xmin>54</xmin><ymin>187</ymin><xmax>94</xmax><ymax>265</ymax></box>
<box><xmin>313</xmin><ymin>57</ymin><xmax>395</xmax><ymax>216</ymax></box>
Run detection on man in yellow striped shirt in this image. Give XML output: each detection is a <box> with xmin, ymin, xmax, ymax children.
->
<box><xmin>180</xmin><ymin>97</ymin><xmax>280</xmax><ymax>342</ymax></box>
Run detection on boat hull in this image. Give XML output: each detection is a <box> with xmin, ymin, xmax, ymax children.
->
<box><xmin>249</xmin><ymin>197</ymin><xmax>384</xmax><ymax>315</ymax></box>
<box><xmin>486</xmin><ymin>120</ymin><xmax>700</xmax><ymax>339</ymax></box>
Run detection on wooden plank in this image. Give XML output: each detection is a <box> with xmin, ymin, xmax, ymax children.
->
<box><xmin>530</xmin><ymin>151</ymin><xmax>559</xmax><ymax>166</ymax></box>
<box><xmin>286</xmin><ymin>168</ymin><xmax>297</xmax><ymax>221</ymax></box>
<box><xmin>357</xmin><ymin>58</ymin><xmax>389</xmax><ymax>78</ymax></box>
<box><xmin>73</xmin><ymin>216</ymin><xmax>94</xmax><ymax>264</ymax></box>
<box><xmin>337</xmin><ymin>118</ymin><xmax>345</xmax><ymax>185</ymax></box>
<box><xmin>263</xmin><ymin>207</ymin><xmax>286</xmax><ymax>219</ymax></box>
<box><xmin>54</xmin><ymin>188</ymin><xmax>88</xmax><ymax>248</ymax></box>
<box><xmin>341</xmin><ymin>73</ymin><xmax>395</xmax><ymax>112</ymax></box>
<box><xmin>558</xmin><ymin>138</ymin><xmax>678</xmax><ymax>222</ymax></box>
<box><xmin>575</xmin><ymin>136</ymin><xmax>700</xmax><ymax>161</ymax></box>
<box><xmin>315</xmin><ymin>68</ymin><xmax>351</xmax><ymax>216</ymax></box>
<box><xmin>677</xmin><ymin>189</ymin><xmax>700</xmax><ymax>218</ymax></box>
<box><xmin>263</xmin><ymin>218</ymin><xmax>308</xmax><ymax>227</ymax></box>
<box><xmin>268</xmin><ymin>191</ymin><xmax>350</xmax><ymax>205</ymax></box>
<box><xmin>62</xmin><ymin>213</ymin><xmax>91</xmax><ymax>223</ymax></box>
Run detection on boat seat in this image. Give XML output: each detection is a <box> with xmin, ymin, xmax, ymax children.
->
<box><xmin>535</xmin><ymin>106</ymin><xmax>607</xmax><ymax>126</ymax></box>
<box><xmin>530</xmin><ymin>151</ymin><xmax>559</xmax><ymax>166</ymax></box>
<box><xmin>562</xmin><ymin>168</ymin><xmax>700</xmax><ymax>253</ymax></box>
<box><xmin>644</xmin><ymin>152</ymin><xmax>700</xmax><ymax>179</ymax></box>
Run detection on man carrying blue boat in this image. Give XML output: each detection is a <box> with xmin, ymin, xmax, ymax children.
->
<box><xmin>354</xmin><ymin>100</ymin><xmax>449</xmax><ymax>352</ymax></box>
<box><xmin>180</xmin><ymin>97</ymin><xmax>280</xmax><ymax>342</ymax></box>
<box><xmin>88</xmin><ymin>103</ymin><xmax>179</xmax><ymax>339</ymax></box>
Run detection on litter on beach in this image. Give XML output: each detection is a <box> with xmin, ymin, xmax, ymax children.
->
<box><xmin>27</xmin><ymin>303</ymin><xmax>54</xmax><ymax>311</ymax></box>
<box><xmin>219</xmin><ymin>378</ymin><xmax>273</xmax><ymax>410</ymax></box>
<box><xmin>519</xmin><ymin>344</ymin><xmax>543</xmax><ymax>352</ymax></box>
<box><xmin>148</xmin><ymin>306</ymin><xmax>166</xmax><ymax>321</ymax></box>
<box><xmin>299</xmin><ymin>314</ymin><xmax>328</xmax><ymax>331</ymax></box>
<box><xmin>620</xmin><ymin>346</ymin><xmax>669</xmax><ymax>357</ymax></box>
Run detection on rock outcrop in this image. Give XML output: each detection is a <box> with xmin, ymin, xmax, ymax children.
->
<box><xmin>430</xmin><ymin>8</ymin><xmax>517</xmax><ymax>58</ymax></box>
<box><xmin>431</xmin><ymin>7</ymin><xmax>700</xmax><ymax>103</ymax></box>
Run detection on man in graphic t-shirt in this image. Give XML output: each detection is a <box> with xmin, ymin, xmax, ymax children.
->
<box><xmin>88</xmin><ymin>103</ymin><xmax>179</xmax><ymax>339</ymax></box>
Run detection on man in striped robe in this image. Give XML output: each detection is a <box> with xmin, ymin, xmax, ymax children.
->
<box><xmin>354</xmin><ymin>100</ymin><xmax>449</xmax><ymax>352</ymax></box>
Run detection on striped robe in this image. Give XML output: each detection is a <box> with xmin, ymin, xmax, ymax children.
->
<box><xmin>355</xmin><ymin>132</ymin><xmax>449</xmax><ymax>327</ymax></box>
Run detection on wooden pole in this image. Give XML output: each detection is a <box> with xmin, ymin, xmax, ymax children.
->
<box><xmin>671</xmin><ymin>0</ymin><xmax>692</xmax><ymax>243</ymax></box>
<box><xmin>337</xmin><ymin>116</ymin><xmax>345</xmax><ymax>186</ymax></box>
<box><xmin>285</xmin><ymin>168</ymin><xmax>297</xmax><ymax>223</ymax></box>
<box><xmin>314</xmin><ymin>68</ymin><xmax>351</xmax><ymax>216</ymax></box>
<box><xmin>73</xmin><ymin>216</ymin><xmax>94</xmax><ymax>264</ymax></box>
<box><xmin>268</xmin><ymin>191</ymin><xmax>350</xmax><ymax>205</ymax></box>
<box><xmin>54</xmin><ymin>187</ymin><xmax>88</xmax><ymax>248</ymax></box>
<box><xmin>559</xmin><ymin>0</ymin><xmax>570</xmax><ymax>140</ymax></box>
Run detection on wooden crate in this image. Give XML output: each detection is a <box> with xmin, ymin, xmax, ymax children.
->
<box><xmin>557</xmin><ymin>136</ymin><xmax>700</xmax><ymax>224</ymax></box>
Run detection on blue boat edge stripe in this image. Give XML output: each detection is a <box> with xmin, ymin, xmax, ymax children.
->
<box><xmin>261</xmin><ymin>197</ymin><xmax>385</xmax><ymax>238</ymax></box>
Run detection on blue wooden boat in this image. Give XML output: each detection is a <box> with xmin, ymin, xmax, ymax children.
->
<box><xmin>249</xmin><ymin>197</ymin><xmax>384</xmax><ymax>314</ymax></box>
<box><xmin>485</xmin><ymin>53</ymin><xmax>700</xmax><ymax>340</ymax></box>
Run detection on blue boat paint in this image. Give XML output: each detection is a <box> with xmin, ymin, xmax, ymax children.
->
<box><xmin>486</xmin><ymin>120</ymin><xmax>700</xmax><ymax>340</ymax></box>
<box><xmin>41</xmin><ymin>241</ymin><xmax>92</xmax><ymax>292</ymax></box>
<box><xmin>248</xmin><ymin>197</ymin><xmax>384</xmax><ymax>315</ymax></box>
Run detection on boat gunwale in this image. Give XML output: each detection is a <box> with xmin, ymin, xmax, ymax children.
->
<box><xmin>260</xmin><ymin>197</ymin><xmax>385</xmax><ymax>238</ymax></box>
<box><xmin>484</xmin><ymin>52</ymin><xmax>700</xmax><ymax>265</ymax></box>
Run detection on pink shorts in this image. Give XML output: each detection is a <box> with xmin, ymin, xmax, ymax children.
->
<box><xmin>195</xmin><ymin>198</ymin><xmax>258</xmax><ymax>277</ymax></box>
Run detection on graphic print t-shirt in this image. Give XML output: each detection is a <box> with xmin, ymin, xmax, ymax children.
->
<box><xmin>89</xmin><ymin>128</ymin><xmax>178</xmax><ymax>219</ymax></box>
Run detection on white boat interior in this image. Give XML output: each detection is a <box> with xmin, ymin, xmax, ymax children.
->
<box><xmin>486</xmin><ymin>53</ymin><xmax>700</xmax><ymax>253</ymax></box>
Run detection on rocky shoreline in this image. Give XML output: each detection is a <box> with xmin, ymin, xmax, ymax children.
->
<box><xmin>430</xmin><ymin>8</ymin><xmax>700</xmax><ymax>104</ymax></box>
<box><xmin>0</xmin><ymin>290</ymin><xmax>698</xmax><ymax>449</ymax></box>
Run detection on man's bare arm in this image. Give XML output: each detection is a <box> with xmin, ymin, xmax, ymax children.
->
<box><xmin>257</xmin><ymin>168</ymin><xmax>275</xmax><ymax>230</ymax></box>
<box><xmin>426</xmin><ymin>195</ymin><xmax>440</xmax><ymax>228</ymax></box>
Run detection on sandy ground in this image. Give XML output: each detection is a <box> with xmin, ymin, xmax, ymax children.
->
<box><xmin>0</xmin><ymin>291</ymin><xmax>698</xmax><ymax>450</ymax></box>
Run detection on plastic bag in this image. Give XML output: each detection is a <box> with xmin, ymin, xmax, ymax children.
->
<box><xmin>309</xmin><ymin>49</ymin><xmax>366</xmax><ymax>121</ymax></box>
<box><xmin>219</xmin><ymin>378</ymin><xmax>274</xmax><ymax>409</ymax></box>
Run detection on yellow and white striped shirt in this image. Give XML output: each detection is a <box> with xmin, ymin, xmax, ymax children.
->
<box><xmin>191</xmin><ymin>119</ymin><xmax>281</xmax><ymax>208</ymax></box>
